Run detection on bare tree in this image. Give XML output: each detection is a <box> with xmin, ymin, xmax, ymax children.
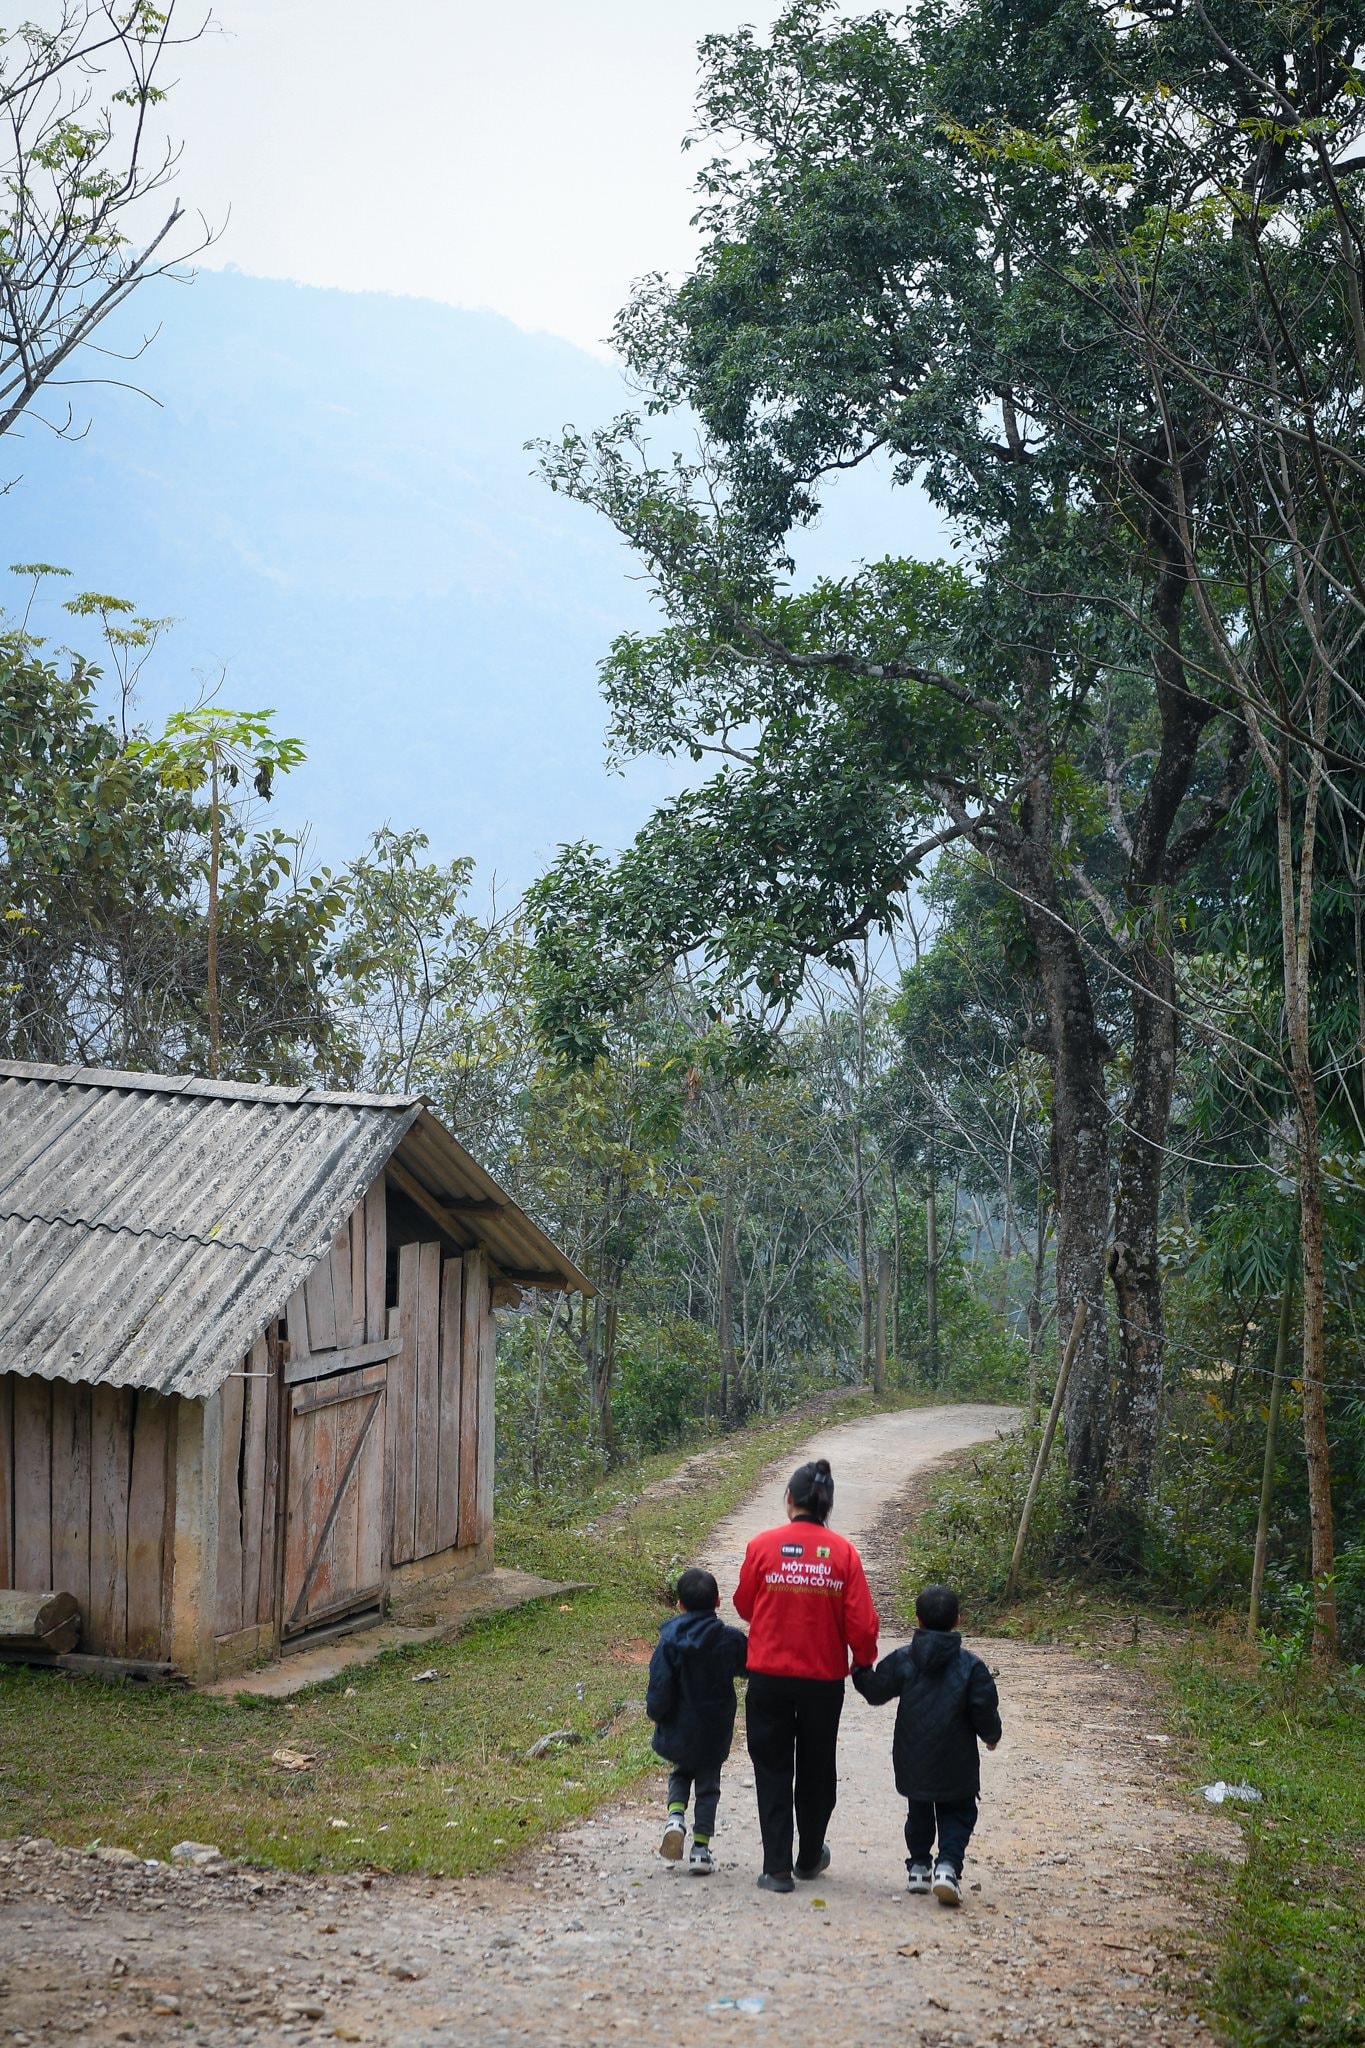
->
<box><xmin>0</xmin><ymin>2</ymin><xmax>212</xmax><ymax>443</ymax></box>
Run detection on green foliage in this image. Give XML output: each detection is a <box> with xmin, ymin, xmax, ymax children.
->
<box><xmin>134</xmin><ymin>705</ymin><xmax>306</xmax><ymax>804</ymax></box>
<box><xmin>0</xmin><ymin>609</ymin><xmax>340</xmax><ymax>1077</ymax></box>
<box><xmin>890</xmin><ymin>1201</ymin><xmax>1032</xmax><ymax>1399</ymax></box>
<box><xmin>902</xmin><ymin>1427</ymin><xmax>1070</xmax><ymax>1609</ymax></box>
<box><xmin>1144</xmin><ymin>1280</ymin><xmax>1365</xmax><ymax>1658</ymax></box>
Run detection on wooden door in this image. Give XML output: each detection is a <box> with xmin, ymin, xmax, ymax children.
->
<box><xmin>281</xmin><ymin>1361</ymin><xmax>388</xmax><ymax>1637</ymax></box>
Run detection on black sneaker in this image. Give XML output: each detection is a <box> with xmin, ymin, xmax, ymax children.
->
<box><xmin>906</xmin><ymin>1861</ymin><xmax>932</xmax><ymax>1894</ymax></box>
<box><xmin>688</xmin><ymin>1841</ymin><xmax>714</xmax><ymax>1875</ymax></box>
<box><xmin>755</xmin><ymin>1871</ymin><xmax>795</xmax><ymax>1893</ymax></box>
<box><xmin>794</xmin><ymin>1843</ymin><xmax>832</xmax><ymax>1880</ymax></box>
<box><xmin>932</xmin><ymin>1860</ymin><xmax>962</xmax><ymax>1906</ymax></box>
<box><xmin>660</xmin><ymin>1817</ymin><xmax>686</xmax><ymax>1862</ymax></box>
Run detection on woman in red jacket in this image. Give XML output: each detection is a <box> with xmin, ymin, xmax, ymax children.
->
<box><xmin>733</xmin><ymin>1457</ymin><xmax>879</xmax><ymax>1892</ymax></box>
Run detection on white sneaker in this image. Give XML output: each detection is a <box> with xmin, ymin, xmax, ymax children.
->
<box><xmin>932</xmin><ymin>1860</ymin><xmax>962</xmax><ymax>1906</ymax></box>
<box><xmin>906</xmin><ymin>1861</ymin><xmax>932</xmax><ymax>1894</ymax></box>
<box><xmin>660</xmin><ymin>1817</ymin><xmax>686</xmax><ymax>1862</ymax></box>
<box><xmin>688</xmin><ymin>1841</ymin><xmax>714</xmax><ymax>1875</ymax></box>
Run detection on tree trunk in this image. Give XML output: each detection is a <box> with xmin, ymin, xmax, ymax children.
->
<box><xmin>1015</xmin><ymin>844</ymin><xmax>1112</xmax><ymax>1528</ymax></box>
<box><xmin>1292</xmin><ymin>1076</ymin><xmax>1335</xmax><ymax>1660</ymax></box>
<box><xmin>1275</xmin><ymin>738</ymin><xmax>1337</xmax><ymax>1661</ymax></box>
<box><xmin>1027</xmin><ymin>1201</ymin><xmax>1050</xmax><ymax>1426</ymax></box>
<box><xmin>1102</xmin><ymin>533</ymin><xmax>1245</xmax><ymax>1551</ymax></box>
<box><xmin>207</xmin><ymin>757</ymin><xmax>221</xmax><ymax>1079</ymax></box>
<box><xmin>889</xmin><ymin>1162</ymin><xmax>902</xmax><ymax>1375</ymax></box>
<box><xmin>595</xmin><ymin>1290</ymin><xmax>620</xmax><ymax>1464</ymax></box>
<box><xmin>853</xmin><ymin>1159</ymin><xmax>873</xmax><ymax>1382</ymax></box>
<box><xmin>1103</xmin><ymin>934</ymin><xmax>1177</xmax><ymax>1563</ymax></box>
<box><xmin>1248</xmin><ymin>1270</ymin><xmax>1294</xmax><ymax>1641</ymax></box>
<box><xmin>925</xmin><ymin>1122</ymin><xmax>939</xmax><ymax>1382</ymax></box>
<box><xmin>874</xmin><ymin>1242</ymin><xmax>890</xmax><ymax>1397</ymax></box>
<box><xmin>998</xmin><ymin>1159</ymin><xmax>1014</xmax><ymax>1321</ymax></box>
<box><xmin>718</xmin><ymin>1190</ymin><xmax>736</xmax><ymax>1423</ymax></box>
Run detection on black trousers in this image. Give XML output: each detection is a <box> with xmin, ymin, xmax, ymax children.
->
<box><xmin>905</xmin><ymin>1796</ymin><xmax>978</xmax><ymax>1875</ymax></box>
<box><xmin>666</xmin><ymin>1762</ymin><xmax>722</xmax><ymax>1839</ymax></box>
<box><xmin>745</xmin><ymin>1672</ymin><xmax>845</xmax><ymax>1876</ymax></box>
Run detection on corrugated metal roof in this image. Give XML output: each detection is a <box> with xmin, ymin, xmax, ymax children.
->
<box><xmin>0</xmin><ymin>1061</ymin><xmax>590</xmax><ymax>1399</ymax></box>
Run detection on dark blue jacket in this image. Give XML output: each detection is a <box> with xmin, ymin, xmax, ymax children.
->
<box><xmin>853</xmin><ymin>1628</ymin><xmax>1001</xmax><ymax>1802</ymax></box>
<box><xmin>646</xmin><ymin>1609</ymin><xmax>748</xmax><ymax>1770</ymax></box>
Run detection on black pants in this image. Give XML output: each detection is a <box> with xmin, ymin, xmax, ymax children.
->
<box><xmin>745</xmin><ymin>1672</ymin><xmax>845</xmax><ymax>1876</ymax></box>
<box><xmin>905</xmin><ymin>1797</ymin><xmax>978</xmax><ymax>1875</ymax></box>
<box><xmin>666</xmin><ymin>1762</ymin><xmax>722</xmax><ymax>1840</ymax></box>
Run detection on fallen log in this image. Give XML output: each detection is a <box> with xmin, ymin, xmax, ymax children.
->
<box><xmin>0</xmin><ymin>1589</ymin><xmax>81</xmax><ymax>1656</ymax></box>
<box><xmin>0</xmin><ymin>1647</ymin><xmax>185</xmax><ymax>1685</ymax></box>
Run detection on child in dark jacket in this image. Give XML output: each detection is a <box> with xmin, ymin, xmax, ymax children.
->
<box><xmin>852</xmin><ymin>1582</ymin><xmax>1001</xmax><ymax>1906</ymax></box>
<box><xmin>646</xmin><ymin>1567</ymin><xmax>748</xmax><ymax>1874</ymax></box>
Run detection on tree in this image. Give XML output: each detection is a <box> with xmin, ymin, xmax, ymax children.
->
<box><xmin>530</xmin><ymin>1</ymin><xmax>1262</xmax><ymax>1554</ymax></box>
<box><xmin>0</xmin><ymin>609</ymin><xmax>187</xmax><ymax>1059</ymax></box>
<box><xmin>885</xmin><ymin>857</ymin><xmax>1054</xmax><ymax>1401</ymax></box>
<box><xmin>135</xmin><ymin>707</ymin><xmax>306</xmax><ymax>1076</ymax></box>
<box><xmin>0</xmin><ymin>618</ymin><xmax>336</xmax><ymax>1077</ymax></box>
<box><xmin>326</xmin><ymin>825</ymin><xmax>537</xmax><ymax>1172</ymax></box>
<box><xmin>1022</xmin><ymin>0</ymin><xmax>1365</xmax><ymax>1656</ymax></box>
<box><xmin>0</xmin><ymin>2</ymin><xmax>211</xmax><ymax>443</ymax></box>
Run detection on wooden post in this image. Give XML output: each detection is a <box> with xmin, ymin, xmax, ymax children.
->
<box><xmin>1004</xmin><ymin>1300</ymin><xmax>1087</xmax><ymax>1601</ymax></box>
<box><xmin>1249</xmin><ymin>1271</ymin><xmax>1295</xmax><ymax>1641</ymax></box>
<box><xmin>874</xmin><ymin>1244</ymin><xmax>891</xmax><ymax>1397</ymax></box>
<box><xmin>170</xmin><ymin>1395</ymin><xmax>219</xmax><ymax>1680</ymax></box>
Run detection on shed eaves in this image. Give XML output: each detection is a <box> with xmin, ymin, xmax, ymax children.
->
<box><xmin>0</xmin><ymin>1061</ymin><xmax>588</xmax><ymax>1398</ymax></box>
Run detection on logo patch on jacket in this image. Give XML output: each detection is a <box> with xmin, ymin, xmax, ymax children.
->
<box><xmin>780</xmin><ymin>1542</ymin><xmax>804</xmax><ymax>1557</ymax></box>
<box><xmin>816</xmin><ymin>1545</ymin><xmax>831</xmax><ymax>1559</ymax></box>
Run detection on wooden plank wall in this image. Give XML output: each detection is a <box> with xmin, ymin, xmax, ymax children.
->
<box><xmin>293</xmin><ymin>1200</ymin><xmax>373</xmax><ymax>1361</ymax></box>
<box><xmin>391</xmin><ymin>1237</ymin><xmax>487</xmax><ymax>1566</ymax></box>
<box><xmin>435</xmin><ymin>1256</ymin><xmax>463</xmax><ymax>1552</ymax></box>
<box><xmin>390</xmin><ymin>1240</ymin><xmax>420</xmax><ymax>1566</ymax></box>
<box><xmin>457</xmin><ymin>1249</ymin><xmax>488</xmax><ymax>1552</ymax></box>
<box><xmin>0</xmin><ymin>1379</ymin><xmax>10</xmax><ymax>1589</ymax></box>
<box><xmin>213</xmin><ymin>1330</ymin><xmax>288</xmax><ymax>1643</ymax></box>
<box><xmin>215</xmin><ymin>1193</ymin><xmax>386</xmax><ymax>1643</ymax></box>
<box><xmin>0</xmin><ymin>1375</ymin><xmax>177</xmax><ymax>1658</ymax></box>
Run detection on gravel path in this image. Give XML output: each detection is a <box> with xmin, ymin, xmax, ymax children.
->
<box><xmin>0</xmin><ymin>1403</ymin><xmax>1239</xmax><ymax>2047</ymax></box>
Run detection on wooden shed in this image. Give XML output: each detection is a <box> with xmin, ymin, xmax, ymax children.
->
<box><xmin>0</xmin><ymin>1060</ymin><xmax>589</xmax><ymax>1683</ymax></box>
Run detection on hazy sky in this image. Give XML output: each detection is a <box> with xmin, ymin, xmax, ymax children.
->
<box><xmin>170</xmin><ymin>2</ymin><xmax>806</xmax><ymax>355</ymax></box>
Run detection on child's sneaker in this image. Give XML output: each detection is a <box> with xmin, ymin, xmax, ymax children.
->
<box><xmin>932</xmin><ymin>1860</ymin><xmax>962</xmax><ymax>1906</ymax></box>
<box><xmin>906</xmin><ymin>1861</ymin><xmax>932</xmax><ymax>1894</ymax></box>
<box><xmin>660</xmin><ymin>1816</ymin><xmax>686</xmax><ymax>1861</ymax></box>
<box><xmin>688</xmin><ymin>1840</ymin><xmax>714</xmax><ymax>1875</ymax></box>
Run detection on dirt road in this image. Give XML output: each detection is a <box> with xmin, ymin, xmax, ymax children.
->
<box><xmin>0</xmin><ymin>1404</ymin><xmax>1238</xmax><ymax>2047</ymax></box>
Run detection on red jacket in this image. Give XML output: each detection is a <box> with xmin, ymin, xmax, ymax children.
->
<box><xmin>733</xmin><ymin>1518</ymin><xmax>879</xmax><ymax>1680</ymax></box>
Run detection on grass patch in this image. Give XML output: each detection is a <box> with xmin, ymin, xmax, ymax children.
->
<box><xmin>1167</xmin><ymin>1654</ymin><xmax>1365</xmax><ymax>2048</ymax></box>
<box><xmin>0</xmin><ymin>1386</ymin><xmax>896</xmax><ymax>1877</ymax></box>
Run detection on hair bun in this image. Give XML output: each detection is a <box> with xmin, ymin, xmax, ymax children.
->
<box><xmin>788</xmin><ymin>1457</ymin><xmax>835</xmax><ymax>1524</ymax></box>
